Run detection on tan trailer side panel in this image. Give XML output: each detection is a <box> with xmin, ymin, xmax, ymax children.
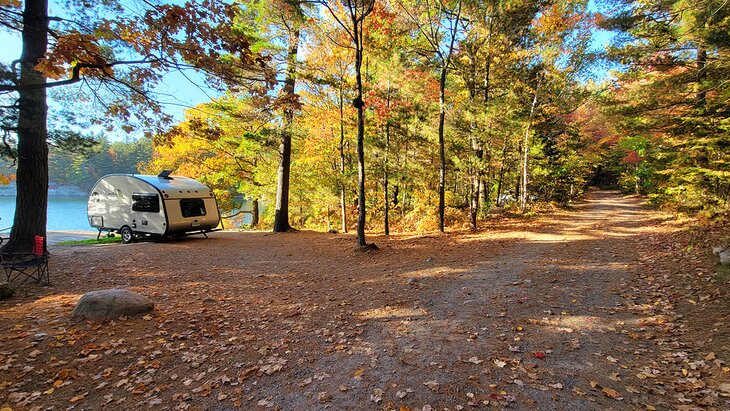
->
<box><xmin>164</xmin><ymin>197</ymin><xmax>220</xmax><ymax>233</ymax></box>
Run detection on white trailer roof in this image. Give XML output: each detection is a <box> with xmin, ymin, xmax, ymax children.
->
<box><xmin>113</xmin><ymin>174</ymin><xmax>213</xmax><ymax>199</ymax></box>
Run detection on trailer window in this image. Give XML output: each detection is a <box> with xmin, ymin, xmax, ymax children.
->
<box><xmin>132</xmin><ymin>193</ymin><xmax>160</xmax><ymax>213</ymax></box>
<box><xmin>180</xmin><ymin>198</ymin><xmax>206</xmax><ymax>218</ymax></box>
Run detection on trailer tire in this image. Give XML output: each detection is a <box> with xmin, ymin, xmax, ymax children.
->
<box><xmin>120</xmin><ymin>226</ymin><xmax>135</xmax><ymax>244</ymax></box>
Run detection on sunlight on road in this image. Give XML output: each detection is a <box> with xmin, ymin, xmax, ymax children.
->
<box><xmin>358</xmin><ymin>306</ymin><xmax>428</xmax><ymax>320</ymax></box>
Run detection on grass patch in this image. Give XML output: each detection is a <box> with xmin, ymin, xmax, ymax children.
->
<box><xmin>56</xmin><ymin>236</ymin><xmax>122</xmax><ymax>246</ymax></box>
<box><xmin>717</xmin><ymin>264</ymin><xmax>730</xmax><ymax>285</ymax></box>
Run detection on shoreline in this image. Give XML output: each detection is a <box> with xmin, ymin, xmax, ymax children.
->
<box><xmin>47</xmin><ymin>230</ymin><xmax>98</xmax><ymax>245</ymax></box>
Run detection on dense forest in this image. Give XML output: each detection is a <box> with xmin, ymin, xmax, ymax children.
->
<box><xmin>0</xmin><ymin>137</ymin><xmax>151</xmax><ymax>191</ymax></box>
<box><xmin>144</xmin><ymin>0</ymin><xmax>730</xmax><ymax>232</ymax></box>
<box><xmin>0</xmin><ymin>0</ymin><xmax>728</xmax><ymax>249</ymax></box>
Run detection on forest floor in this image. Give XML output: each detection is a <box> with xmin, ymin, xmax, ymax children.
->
<box><xmin>1</xmin><ymin>191</ymin><xmax>729</xmax><ymax>411</ymax></box>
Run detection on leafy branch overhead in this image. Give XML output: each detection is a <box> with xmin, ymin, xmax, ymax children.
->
<box><xmin>1</xmin><ymin>0</ymin><xmax>276</xmax><ymax>133</ymax></box>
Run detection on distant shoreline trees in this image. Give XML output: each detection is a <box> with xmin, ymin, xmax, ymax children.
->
<box><xmin>0</xmin><ymin>136</ymin><xmax>151</xmax><ymax>191</ymax></box>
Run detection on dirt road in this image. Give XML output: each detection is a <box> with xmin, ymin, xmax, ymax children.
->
<box><xmin>1</xmin><ymin>191</ymin><xmax>727</xmax><ymax>410</ymax></box>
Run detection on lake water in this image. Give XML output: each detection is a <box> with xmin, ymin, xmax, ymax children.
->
<box><xmin>0</xmin><ymin>196</ymin><xmax>91</xmax><ymax>232</ymax></box>
<box><xmin>0</xmin><ymin>196</ymin><xmax>257</xmax><ymax>232</ymax></box>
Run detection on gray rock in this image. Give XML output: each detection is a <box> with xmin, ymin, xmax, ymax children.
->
<box><xmin>71</xmin><ymin>289</ymin><xmax>153</xmax><ymax>321</ymax></box>
<box><xmin>0</xmin><ymin>282</ymin><xmax>13</xmax><ymax>300</ymax></box>
<box><xmin>713</xmin><ymin>245</ymin><xmax>730</xmax><ymax>265</ymax></box>
<box><xmin>721</xmin><ymin>249</ymin><xmax>730</xmax><ymax>265</ymax></box>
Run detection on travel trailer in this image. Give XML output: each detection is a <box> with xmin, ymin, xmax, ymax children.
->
<box><xmin>87</xmin><ymin>172</ymin><xmax>221</xmax><ymax>243</ymax></box>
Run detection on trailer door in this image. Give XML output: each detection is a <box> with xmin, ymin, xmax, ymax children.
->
<box><xmin>131</xmin><ymin>192</ymin><xmax>165</xmax><ymax>234</ymax></box>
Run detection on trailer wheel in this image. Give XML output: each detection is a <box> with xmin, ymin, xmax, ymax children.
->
<box><xmin>120</xmin><ymin>226</ymin><xmax>135</xmax><ymax>244</ymax></box>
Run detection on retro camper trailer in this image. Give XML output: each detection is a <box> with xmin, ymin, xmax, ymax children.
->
<box><xmin>87</xmin><ymin>172</ymin><xmax>221</xmax><ymax>243</ymax></box>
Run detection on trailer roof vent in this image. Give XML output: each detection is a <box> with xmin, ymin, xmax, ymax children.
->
<box><xmin>158</xmin><ymin>170</ymin><xmax>174</xmax><ymax>180</ymax></box>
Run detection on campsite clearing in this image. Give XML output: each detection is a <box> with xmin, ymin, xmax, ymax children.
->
<box><xmin>1</xmin><ymin>191</ymin><xmax>728</xmax><ymax>410</ymax></box>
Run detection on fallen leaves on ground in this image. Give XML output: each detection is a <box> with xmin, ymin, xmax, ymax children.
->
<box><xmin>0</xmin><ymin>193</ymin><xmax>728</xmax><ymax>410</ymax></box>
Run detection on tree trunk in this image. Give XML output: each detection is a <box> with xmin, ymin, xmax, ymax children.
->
<box><xmin>402</xmin><ymin>140</ymin><xmax>409</xmax><ymax>217</ymax></box>
<box><xmin>481</xmin><ymin>42</ymin><xmax>492</xmax><ymax>214</ymax></box>
<box><xmin>477</xmin><ymin>178</ymin><xmax>483</xmax><ymax>210</ymax></box>
<box><xmin>515</xmin><ymin>148</ymin><xmax>521</xmax><ymax>202</ymax></box>
<box><xmin>483</xmin><ymin>148</ymin><xmax>492</xmax><ymax>209</ymax></box>
<box><xmin>251</xmin><ymin>198</ymin><xmax>259</xmax><ymax>227</ymax></box>
<box><xmin>435</xmin><ymin>1</ymin><xmax>461</xmax><ymax>233</ymax></box>
<box><xmin>695</xmin><ymin>44</ymin><xmax>706</xmax><ymax>108</ymax></box>
<box><xmin>353</xmin><ymin>20</ymin><xmax>368</xmax><ymax>248</ymax></box>
<box><xmin>483</xmin><ymin>43</ymin><xmax>491</xmax><ymax>103</ymax></box>
<box><xmin>520</xmin><ymin>76</ymin><xmax>540</xmax><ymax>212</ymax></box>
<box><xmin>273</xmin><ymin>28</ymin><xmax>300</xmax><ymax>232</ymax></box>
<box><xmin>437</xmin><ymin>65</ymin><xmax>447</xmax><ymax>233</ymax></box>
<box><xmin>481</xmin><ymin>174</ymin><xmax>488</xmax><ymax>210</ymax></box>
<box><xmin>326</xmin><ymin>204</ymin><xmax>331</xmax><ymax>231</ymax></box>
<box><xmin>338</xmin><ymin>85</ymin><xmax>348</xmax><ymax>233</ymax></box>
<box><xmin>402</xmin><ymin>189</ymin><xmax>407</xmax><ymax>216</ymax></box>
<box><xmin>495</xmin><ymin>142</ymin><xmax>508</xmax><ymax>207</ymax></box>
<box><xmin>469</xmin><ymin>165</ymin><xmax>481</xmax><ymax>228</ymax></box>
<box><xmin>3</xmin><ymin>0</ymin><xmax>49</xmax><ymax>253</ymax></box>
<box><xmin>519</xmin><ymin>138</ymin><xmax>530</xmax><ymax>212</ymax></box>
<box><xmin>383</xmin><ymin>82</ymin><xmax>391</xmax><ymax>236</ymax></box>
<box><xmin>496</xmin><ymin>166</ymin><xmax>504</xmax><ymax>207</ymax></box>
<box><xmin>466</xmin><ymin>50</ymin><xmax>479</xmax><ymax>230</ymax></box>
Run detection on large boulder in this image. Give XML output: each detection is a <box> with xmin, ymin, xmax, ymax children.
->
<box><xmin>71</xmin><ymin>289</ymin><xmax>153</xmax><ymax>321</ymax></box>
<box><xmin>0</xmin><ymin>282</ymin><xmax>13</xmax><ymax>300</ymax></box>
